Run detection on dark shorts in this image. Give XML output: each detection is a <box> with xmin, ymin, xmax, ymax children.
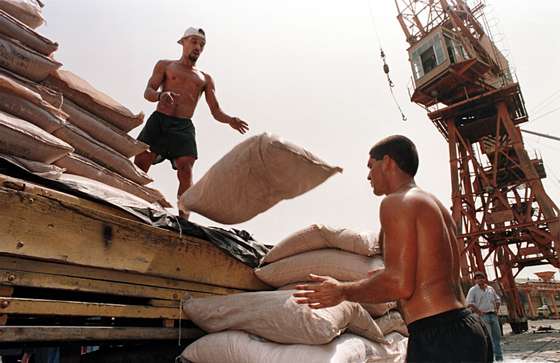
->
<box><xmin>137</xmin><ymin>111</ymin><xmax>197</xmax><ymax>169</ymax></box>
<box><xmin>407</xmin><ymin>308</ymin><xmax>493</xmax><ymax>363</ymax></box>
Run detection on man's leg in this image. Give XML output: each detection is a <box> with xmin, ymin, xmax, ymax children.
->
<box><xmin>488</xmin><ymin>314</ymin><xmax>503</xmax><ymax>360</ymax></box>
<box><xmin>175</xmin><ymin>156</ymin><xmax>196</xmax><ymax>218</ymax></box>
<box><xmin>482</xmin><ymin>314</ymin><xmax>502</xmax><ymax>361</ymax></box>
<box><xmin>175</xmin><ymin>156</ymin><xmax>196</xmax><ymax>197</ymax></box>
<box><xmin>134</xmin><ymin>150</ymin><xmax>157</xmax><ymax>172</ymax></box>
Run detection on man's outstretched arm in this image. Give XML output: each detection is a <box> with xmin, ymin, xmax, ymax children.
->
<box><xmin>294</xmin><ymin>195</ymin><xmax>418</xmax><ymax>308</ymax></box>
<box><xmin>203</xmin><ymin>73</ymin><xmax>248</xmax><ymax>134</ymax></box>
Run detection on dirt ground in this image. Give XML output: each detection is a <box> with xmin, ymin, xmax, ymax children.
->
<box><xmin>501</xmin><ymin>319</ymin><xmax>560</xmax><ymax>362</ymax></box>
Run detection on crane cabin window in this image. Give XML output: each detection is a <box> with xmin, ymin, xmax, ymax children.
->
<box><xmin>444</xmin><ymin>34</ymin><xmax>468</xmax><ymax>65</ymax></box>
<box><xmin>411</xmin><ymin>33</ymin><xmax>446</xmax><ymax>80</ymax></box>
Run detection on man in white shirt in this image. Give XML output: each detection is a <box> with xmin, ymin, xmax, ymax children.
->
<box><xmin>467</xmin><ymin>271</ymin><xmax>503</xmax><ymax>361</ymax></box>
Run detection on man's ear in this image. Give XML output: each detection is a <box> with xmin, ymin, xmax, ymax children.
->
<box><xmin>382</xmin><ymin>154</ymin><xmax>392</xmax><ymax>172</ymax></box>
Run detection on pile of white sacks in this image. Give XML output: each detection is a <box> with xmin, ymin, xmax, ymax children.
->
<box><xmin>0</xmin><ymin>0</ymin><xmax>170</xmax><ymax>207</ymax></box>
<box><xmin>178</xmin><ymin>139</ymin><xmax>409</xmax><ymax>362</ymax></box>
<box><xmin>180</xmin><ymin>224</ymin><xmax>409</xmax><ymax>362</ymax></box>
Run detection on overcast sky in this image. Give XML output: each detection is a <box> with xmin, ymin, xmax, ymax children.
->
<box><xmin>40</xmin><ymin>0</ymin><xmax>559</xmax><ymax>279</ymax></box>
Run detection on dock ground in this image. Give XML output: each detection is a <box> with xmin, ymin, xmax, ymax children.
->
<box><xmin>502</xmin><ymin>319</ymin><xmax>560</xmax><ymax>362</ymax></box>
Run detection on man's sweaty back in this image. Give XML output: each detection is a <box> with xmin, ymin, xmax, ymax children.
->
<box><xmin>382</xmin><ymin>187</ymin><xmax>465</xmax><ymax>324</ymax></box>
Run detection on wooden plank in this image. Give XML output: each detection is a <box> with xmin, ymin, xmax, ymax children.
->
<box><xmin>0</xmin><ymin>175</ymin><xmax>136</xmax><ymax>221</ymax></box>
<box><xmin>0</xmin><ymin>256</ymin><xmax>242</xmax><ymax>296</ymax></box>
<box><xmin>0</xmin><ymin>269</ymin><xmax>213</xmax><ymax>301</ymax></box>
<box><xmin>149</xmin><ymin>299</ymin><xmax>180</xmax><ymax>308</ymax></box>
<box><xmin>0</xmin><ymin>286</ymin><xmax>13</xmax><ymax>296</ymax></box>
<box><xmin>0</xmin><ymin>297</ymin><xmax>185</xmax><ymax>320</ymax></box>
<box><xmin>0</xmin><ymin>187</ymin><xmax>269</xmax><ymax>290</ymax></box>
<box><xmin>162</xmin><ymin>319</ymin><xmax>174</xmax><ymax>328</ymax></box>
<box><xmin>0</xmin><ymin>326</ymin><xmax>204</xmax><ymax>342</ymax></box>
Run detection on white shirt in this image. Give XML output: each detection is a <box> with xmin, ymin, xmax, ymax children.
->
<box><xmin>466</xmin><ymin>284</ymin><xmax>501</xmax><ymax>313</ymax></box>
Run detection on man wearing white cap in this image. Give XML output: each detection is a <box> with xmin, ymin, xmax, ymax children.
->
<box><xmin>135</xmin><ymin>27</ymin><xmax>249</xmax><ymax>218</ymax></box>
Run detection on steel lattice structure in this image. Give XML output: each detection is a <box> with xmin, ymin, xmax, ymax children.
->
<box><xmin>394</xmin><ymin>0</ymin><xmax>560</xmax><ymax>331</ymax></box>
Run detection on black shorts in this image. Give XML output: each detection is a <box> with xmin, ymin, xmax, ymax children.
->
<box><xmin>406</xmin><ymin>308</ymin><xmax>493</xmax><ymax>363</ymax></box>
<box><xmin>137</xmin><ymin>111</ymin><xmax>197</xmax><ymax>169</ymax></box>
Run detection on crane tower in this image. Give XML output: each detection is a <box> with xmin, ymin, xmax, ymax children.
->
<box><xmin>394</xmin><ymin>0</ymin><xmax>560</xmax><ymax>332</ymax></box>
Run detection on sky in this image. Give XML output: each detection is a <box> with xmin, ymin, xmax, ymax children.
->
<box><xmin>38</xmin><ymin>0</ymin><xmax>559</xmax><ymax>280</ymax></box>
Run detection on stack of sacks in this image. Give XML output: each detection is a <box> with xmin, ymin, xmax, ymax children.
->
<box><xmin>257</xmin><ymin>224</ymin><xmax>408</xmax><ymax>360</ymax></box>
<box><xmin>181</xmin><ymin>290</ymin><xmax>408</xmax><ymax>363</ymax></box>
<box><xmin>0</xmin><ymin>3</ymin><xmax>170</xmax><ymax>207</ymax></box>
<box><xmin>0</xmin><ymin>0</ymin><xmax>45</xmax><ymax>29</ymax></box>
<box><xmin>375</xmin><ymin>310</ymin><xmax>409</xmax><ymax>338</ymax></box>
<box><xmin>256</xmin><ymin>224</ymin><xmax>395</xmax><ymax>317</ymax></box>
<box><xmin>42</xmin><ymin>69</ymin><xmax>168</xmax><ymax>205</ymax></box>
<box><xmin>180</xmin><ymin>133</ymin><xmax>343</xmax><ymax>223</ymax></box>
<box><xmin>0</xmin><ymin>0</ymin><xmax>59</xmax><ymax>87</ymax></box>
<box><xmin>180</xmin><ymin>225</ymin><xmax>409</xmax><ymax>362</ymax></box>
<box><xmin>180</xmin><ymin>331</ymin><xmax>407</xmax><ymax>363</ymax></box>
<box><xmin>0</xmin><ymin>2</ymin><xmax>68</xmax><ymax>170</ymax></box>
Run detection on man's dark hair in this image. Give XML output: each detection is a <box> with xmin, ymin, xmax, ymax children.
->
<box><xmin>474</xmin><ymin>271</ymin><xmax>486</xmax><ymax>279</ymax></box>
<box><xmin>369</xmin><ymin>135</ymin><xmax>419</xmax><ymax>177</ymax></box>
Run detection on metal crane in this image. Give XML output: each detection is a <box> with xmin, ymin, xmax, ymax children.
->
<box><xmin>393</xmin><ymin>0</ymin><xmax>560</xmax><ymax>333</ymax></box>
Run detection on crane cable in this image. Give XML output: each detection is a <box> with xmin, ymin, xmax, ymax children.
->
<box><xmin>520</xmin><ymin>129</ymin><xmax>560</xmax><ymax>142</ymax></box>
<box><xmin>366</xmin><ymin>0</ymin><xmax>407</xmax><ymax>121</ymax></box>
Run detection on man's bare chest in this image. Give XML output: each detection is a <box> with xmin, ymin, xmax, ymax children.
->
<box><xmin>165</xmin><ymin>66</ymin><xmax>205</xmax><ymax>93</ymax></box>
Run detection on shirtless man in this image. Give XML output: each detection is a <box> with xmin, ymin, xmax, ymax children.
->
<box><xmin>294</xmin><ymin>135</ymin><xmax>493</xmax><ymax>362</ymax></box>
<box><xmin>135</xmin><ymin>27</ymin><xmax>248</xmax><ymax>215</ymax></box>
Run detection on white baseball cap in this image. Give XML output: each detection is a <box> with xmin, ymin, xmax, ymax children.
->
<box><xmin>178</xmin><ymin>27</ymin><xmax>206</xmax><ymax>44</ymax></box>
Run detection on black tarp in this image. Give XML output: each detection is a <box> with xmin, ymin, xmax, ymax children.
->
<box><xmin>0</xmin><ymin>157</ymin><xmax>269</xmax><ymax>267</ymax></box>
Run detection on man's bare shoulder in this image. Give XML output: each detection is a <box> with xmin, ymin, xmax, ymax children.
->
<box><xmin>199</xmin><ymin>71</ymin><xmax>214</xmax><ymax>90</ymax></box>
<box><xmin>381</xmin><ymin>187</ymin><xmax>429</xmax><ymax>208</ymax></box>
<box><xmin>153</xmin><ymin>59</ymin><xmax>174</xmax><ymax>71</ymax></box>
<box><xmin>379</xmin><ymin>192</ymin><xmax>415</xmax><ymax>221</ymax></box>
<box><xmin>199</xmin><ymin>70</ymin><xmax>213</xmax><ymax>82</ymax></box>
<box><xmin>404</xmin><ymin>188</ymin><xmax>443</xmax><ymax>208</ymax></box>
<box><xmin>381</xmin><ymin>188</ymin><xmax>444</xmax><ymax>219</ymax></box>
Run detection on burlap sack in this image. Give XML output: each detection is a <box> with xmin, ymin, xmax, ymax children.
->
<box><xmin>180</xmin><ymin>331</ymin><xmax>408</xmax><ymax>363</ymax></box>
<box><xmin>0</xmin><ymin>0</ymin><xmax>43</xmax><ymax>29</ymax></box>
<box><xmin>62</xmin><ymin>99</ymin><xmax>148</xmax><ymax>158</ymax></box>
<box><xmin>263</xmin><ymin>224</ymin><xmax>380</xmax><ymax>264</ymax></box>
<box><xmin>0</xmin><ymin>110</ymin><xmax>72</xmax><ymax>163</ymax></box>
<box><xmin>52</xmin><ymin>124</ymin><xmax>152</xmax><ymax>185</ymax></box>
<box><xmin>362</xmin><ymin>301</ymin><xmax>398</xmax><ymax>318</ymax></box>
<box><xmin>279</xmin><ymin>282</ymin><xmax>395</xmax><ymax>318</ymax></box>
<box><xmin>181</xmin><ymin>133</ymin><xmax>342</xmax><ymax>224</ymax></box>
<box><xmin>43</xmin><ymin>69</ymin><xmax>144</xmax><ymax>132</ymax></box>
<box><xmin>183</xmin><ymin>290</ymin><xmax>385</xmax><ymax>345</ymax></box>
<box><xmin>0</xmin><ymin>153</ymin><xmax>64</xmax><ymax>179</ymax></box>
<box><xmin>255</xmin><ymin>249</ymin><xmax>384</xmax><ymax>288</ymax></box>
<box><xmin>0</xmin><ymin>67</ymin><xmax>63</xmax><ymax>108</ymax></box>
<box><xmin>57</xmin><ymin>174</ymin><xmax>166</xmax><ymax>213</ymax></box>
<box><xmin>0</xmin><ymin>34</ymin><xmax>61</xmax><ymax>82</ymax></box>
<box><xmin>0</xmin><ymin>9</ymin><xmax>56</xmax><ymax>55</ymax></box>
<box><xmin>0</xmin><ymin>74</ymin><xmax>66</xmax><ymax>132</ymax></box>
<box><xmin>55</xmin><ymin>153</ymin><xmax>169</xmax><ymax>206</ymax></box>
<box><xmin>375</xmin><ymin>310</ymin><xmax>409</xmax><ymax>337</ymax></box>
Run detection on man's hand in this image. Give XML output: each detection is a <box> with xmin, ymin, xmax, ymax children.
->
<box><xmin>159</xmin><ymin>91</ymin><xmax>180</xmax><ymax>104</ymax></box>
<box><xmin>293</xmin><ymin>274</ymin><xmax>345</xmax><ymax>309</ymax></box>
<box><xmin>228</xmin><ymin>117</ymin><xmax>249</xmax><ymax>134</ymax></box>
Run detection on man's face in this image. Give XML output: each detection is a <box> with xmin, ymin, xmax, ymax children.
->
<box><xmin>181</xmin><ymin>36</ymin><xmax>205</xmax><ymax>63</ymax></box>
<box><xmin>367</xmin><ymin>156</ymin><xmax>385</xmax><ymax>196</ymax></box>
<box><xmin>475</xmin><ymin>276</ymin><xmax>487</xmax><ymax>288</ymax></box>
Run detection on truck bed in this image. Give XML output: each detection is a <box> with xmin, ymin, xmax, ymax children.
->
<box><xmin>0</xmin><ymin>173</ymin><xmax>268</xmax><ymax>344</ymax></box>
